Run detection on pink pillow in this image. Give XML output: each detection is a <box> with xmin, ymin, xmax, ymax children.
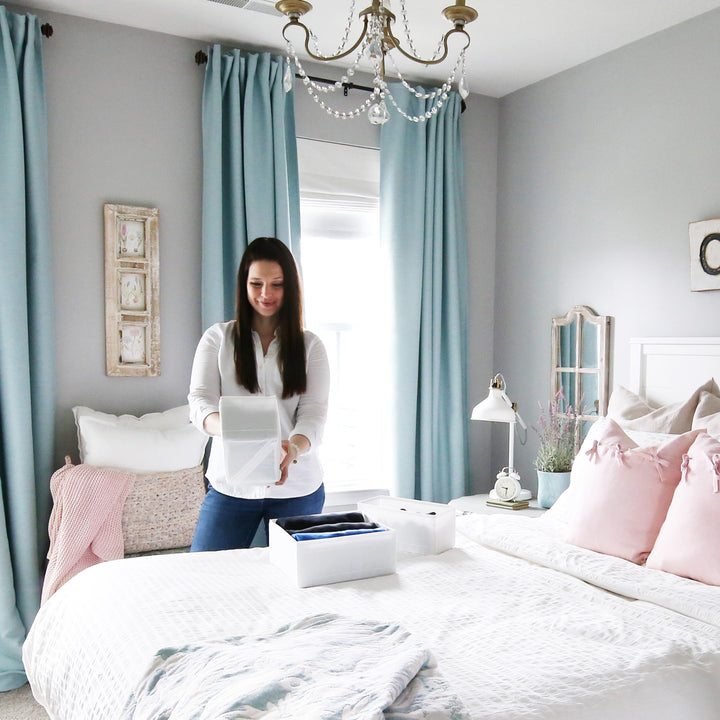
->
<box><xmin>646</xmin><ymin>433</ymin><xmax>720</xmax><ymax>585</ymax></box>
<box><xmin>564</xmin><ymin>418</ymin><xmax>699</xmax><ymax>564</ymax></box>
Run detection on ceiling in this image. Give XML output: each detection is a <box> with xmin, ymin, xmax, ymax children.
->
<box><xmin>13</xmin><ymin>0</ymin><xmax>720</xmax><ymax>96</ymax></box>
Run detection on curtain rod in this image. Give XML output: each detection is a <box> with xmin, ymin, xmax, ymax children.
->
<box><xmin>193</xmin><ymin>50</ymin><xmax>373</xmax><ymax>95</ymax></box>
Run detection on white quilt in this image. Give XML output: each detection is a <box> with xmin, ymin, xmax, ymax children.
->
<box><xmin>23</xmin><ymin>513</ymin><xmax>720</xmax><ymax>720</ymax></box>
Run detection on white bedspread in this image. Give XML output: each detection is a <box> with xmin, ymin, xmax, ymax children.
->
<box><xmin>23</xmin><ymin>513</ymin><xmax>720</xmax><ymax>720</ymax></box>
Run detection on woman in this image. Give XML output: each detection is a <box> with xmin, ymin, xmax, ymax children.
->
<box><xmin>188</xmin><ymin>237</ymin><xmax>330</xmax><ymax>551</ymax></box>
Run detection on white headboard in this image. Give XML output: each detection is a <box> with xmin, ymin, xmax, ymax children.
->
<box><xmin>629</xmin><ymin>337</ymin><xmax>720</xmax><ymax>405</ymax></box>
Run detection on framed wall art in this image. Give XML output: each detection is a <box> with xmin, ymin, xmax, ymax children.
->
<box><xmin>689</xmin><ymin>218</ymin><xmax>720</xmax><ymax>292</ymax></box>
<box><xmin>104</xmin><ymin>204</ymin><xmax>160</xmax><ymax>376</ymax></box>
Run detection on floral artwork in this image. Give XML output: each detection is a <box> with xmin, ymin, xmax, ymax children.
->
<box><xmin>120</xmin><ymin>273</ymin><xmax>146</xmax><ymax>311</ymax></box>
<box><xmin>120</xmin><ymin>325</ymin><xmax>146</xmax><ymax>364</ymax></box>
<box><xmin>118</xmin><ymin>219</ymin><xmax>146</xmax><ymax>257</ymax></box>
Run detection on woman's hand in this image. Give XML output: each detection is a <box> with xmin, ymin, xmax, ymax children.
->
<box><xmin>277</xmin><ymin>435</ymin><xmax>310</xmax><ymax>485</ymax></box>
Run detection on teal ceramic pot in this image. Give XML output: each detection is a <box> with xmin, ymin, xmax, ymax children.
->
<box><xmin>536</xmin><ymin>471</ymin><xmax>571</xmax><ymax>509</ymax></box>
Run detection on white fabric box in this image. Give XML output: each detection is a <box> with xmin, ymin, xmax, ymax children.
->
<box><xmin>358</xmin><ymin>496</ymin><xmax>455</xmax><ymax>554</ymax></box>
<box><xmin>268</xmin><ymin>518</ymin><xmax>396</xmax><ymax>588</ymax></box>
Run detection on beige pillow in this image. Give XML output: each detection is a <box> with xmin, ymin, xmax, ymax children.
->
<box><xmin>122</xmin><ymin>465</ymin><xmax>205</xmax><ymax>555</ymax></box>
<box><xmin>607</xmin><ymin>380</ymin><xmax>718</xmax><ymax>434</ymax></box>
<box><xmin>692</xmin><ymin>390</ymin><xmax>720</xmax><ymax>437</ymax></box>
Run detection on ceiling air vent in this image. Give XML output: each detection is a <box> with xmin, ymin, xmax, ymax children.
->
<box><xmin>207</xmin><ymin>0</ymin><xmax>281</xmax><ymax>15</ymax></box>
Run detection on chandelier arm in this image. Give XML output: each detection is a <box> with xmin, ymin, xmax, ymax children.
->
<box><xmin>386</xmin><ymin>26</ymin><xmax>470</xmax><ymax>66</ymax></box>
<box><xmin>282</xmin><ymin>18</ymin><xmax>369</xmax><ymax>63</ymax></box>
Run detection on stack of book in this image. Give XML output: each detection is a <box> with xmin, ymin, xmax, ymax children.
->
<box><xmin>486</xmin><ymin>498</ymin><xmax>530</xmax><ymax>511</ymax></box>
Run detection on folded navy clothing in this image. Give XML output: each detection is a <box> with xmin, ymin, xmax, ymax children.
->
<box><xmin>293</xmin><ymin>528</ymin><xmax>387</xmax><ymax>541</ymax></box>
<box><xmin>289</xmin><ymin>521</ymin><xmax>379</xmax><ymax>536</ymax></box>
<box><xmin>276</xmin><ymin>511</ymin><xmax>366</xmax><ymax>532</ymax></box>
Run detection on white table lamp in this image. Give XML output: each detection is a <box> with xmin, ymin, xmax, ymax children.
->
<box><xmin>471</xmin><ymin>374</ymin><xmax>531</xmax><ymax>501</ymax></box>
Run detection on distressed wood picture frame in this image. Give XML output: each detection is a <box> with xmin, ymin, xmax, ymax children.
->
<box><xmin>104</xmin><ymin>204</ymin><xmax>160</xmax><ymax>376</ymax></box>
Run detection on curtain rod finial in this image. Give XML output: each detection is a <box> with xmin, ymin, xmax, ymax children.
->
<box><xmin>195</xmin><ymin>50</ymin><xmax>208</xmax><ymax>65</ymax></box>
<box><xmin>41</xmin><ymin>23</ymin><xmax>53</xmax><ymax>38</ymax></box>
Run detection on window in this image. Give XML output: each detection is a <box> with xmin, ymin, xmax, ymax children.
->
<box><xmin>298</xmin><ymin>138</ymin><xmax>391</xmax><ymax>491</ymax></box>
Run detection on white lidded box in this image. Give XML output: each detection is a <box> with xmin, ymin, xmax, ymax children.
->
<box><xmin>358</xmin><ymin>496</ymin><xmax>455</xmax><ymax>554</ymax></box>
<box><xmin>268</xmin><ymin>517</ymin><xmax>396</xmax><ymax>588</ymax></box>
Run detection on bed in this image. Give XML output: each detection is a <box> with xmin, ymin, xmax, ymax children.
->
<box><xmin>22</xmin><ymin>337</ymin><xmax>720</xmax><ymax>719</ymax></box>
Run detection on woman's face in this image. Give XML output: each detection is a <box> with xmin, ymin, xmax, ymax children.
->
<box><xmin>246</xmin><ymin>260</ymin><xmax>284</xmax><ymax>319</ymax></box>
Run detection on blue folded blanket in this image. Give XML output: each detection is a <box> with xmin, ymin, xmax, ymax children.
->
<box><xmin>293</xmin><ymin>528</ymin><xmax>387</xmax><ymax>541</ymax></box>
<box><xmin>290</xmin><ymin>521</ymin><xmax>379</xmax><ymax>536</ymax></box>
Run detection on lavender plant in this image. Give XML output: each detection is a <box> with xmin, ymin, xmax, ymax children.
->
<box><xmin>533</xmin><ymin>389</ymin><xmax>582</xmax><ymax>473</ymax></box>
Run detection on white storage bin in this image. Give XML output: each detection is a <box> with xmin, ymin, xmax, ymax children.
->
<box><xmin>219</xmin><ymin>395</ymin><xmax>281</xmax><ymax>488</ymax></box>
<box><xmin>358</xmin><ymin>496</ymin><xmax>455</xmax><ymax>554</ymax></box>
<box><xmin>268</xmin><ymin>518</ymin><xmax>396</xmax><ymax>588</ymax></box>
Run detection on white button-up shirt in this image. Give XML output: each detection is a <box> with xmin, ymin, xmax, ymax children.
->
<box><xmin>188</xmin><ymin>321</ymin><xmax>330</xmax><ymax>499</ymax></box>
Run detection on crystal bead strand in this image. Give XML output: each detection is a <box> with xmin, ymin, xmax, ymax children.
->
<box><xmin>380</xmin><ymin>49</ymin><xmax>463</xmax><ymax>122</ymax></box>
<box><xmin>396</xmin><ymin>0</ymin><xmax>470</xmax><ymax>102</ymax></box>
<box><xmin>285</xmin><ymin>40</ymin><xmax>365</xmax><ymax>95</ymax></box>
<box><xmin>382</xmin><ymin>83</ymin><xmax>449</xmax><ymax>123</ymax></box>
<box><xmin>385</xmin><ymin>49</ymin><xmax>464</xmax><ymax>101</ymax></box>
<box><xmin>307</xmin><ymin>0</ymin><xmax>358</xmax><ymax>58</ymax></box>
<box><xmin>287</xmin><ymin>42</ymin><xmax>381</xmax><ymax>119</ymax></box>
<box><xmin>397</xmin><ymin>0</ymin><xmax>445</xmax><ymax>63</ymax></box>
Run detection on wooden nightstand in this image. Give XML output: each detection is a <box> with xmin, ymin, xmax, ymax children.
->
<box><xmin>449</xmin><ymin>493</ymin><xmax>547</xmax><ymax>518</ymax></box>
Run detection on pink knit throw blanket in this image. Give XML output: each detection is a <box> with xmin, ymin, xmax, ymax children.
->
<box><xmin>42</xmin><ymin>461</ymin><xmax>135</xmax><ymax>604</ymax></box>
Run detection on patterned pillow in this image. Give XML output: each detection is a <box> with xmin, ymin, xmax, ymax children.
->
<box><xmin>123</xmin><ymin>465</ymin><xmax>205</xmax><ymax>555</ymax></box>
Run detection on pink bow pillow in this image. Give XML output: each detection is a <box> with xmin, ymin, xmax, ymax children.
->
<box><xmin>646</xmin><ymin>433</ymin><xmax>720</xmax><ymax>585</ymax></box>
<box><xmin>564</xmin><ymin>418</ymin><xmax>699</xmax><ymax>564</ymax></box>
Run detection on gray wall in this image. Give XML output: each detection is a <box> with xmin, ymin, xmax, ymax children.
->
<box><xmin>493</xmin><ymin>8</ymin><xmax>720</xmax><ymax>494</ymax></box>
<box><xmin>13</xmin><ymin>5</ymin><xmax>498</xmax><ymax>487</ymax></box>
<box><xmin>30</xmin><ymin>10</ymin><xmax>207</xmax><ymax>467</ymax></box>
<box><xmin>464</xmin><ymin>93</ymin><xmax>500</xmax><ymax>494</ymax></box>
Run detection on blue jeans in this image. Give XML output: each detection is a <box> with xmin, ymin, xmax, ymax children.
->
<box><xmin>190</xmin><ymin>484</ymin><xmax>325</xmax><ymax>551</ymax></box>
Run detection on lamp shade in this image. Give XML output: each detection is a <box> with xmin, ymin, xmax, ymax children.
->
<box><xmin>471</xmin><ymin>387</ymin><xmax>517</xmax><ymax>423</ymax></box>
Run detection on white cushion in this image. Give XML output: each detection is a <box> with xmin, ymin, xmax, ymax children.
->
<box><xmin>692</xmin><ymin>391</ymin><xmax>720</xmax><ymax>437</ymax></box>
<box><xmin>73</xmin><ymin>405</ymin><xmax>208</xmax><ymax>473</ymax></box>
<box><xmin>607</xmin><ymin>380</ymin><xmax>717</xmax><ymax>434</ymax></box>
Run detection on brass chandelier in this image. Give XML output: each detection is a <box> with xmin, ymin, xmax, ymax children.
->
<box><xmin>275</xmin><ymin>0</ymin><xmax>478</xmax><ymax>124</ymax></box>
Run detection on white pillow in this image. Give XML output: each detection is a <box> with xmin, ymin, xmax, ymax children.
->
<box><xmin>73</xmin><ymin>405</ymin><xmax>208</xmax><ymax>473</ymax></box>
<box><xmin>692</xmin><ymin>391</ymin><xmax>720</xmax><ymax>437</ymax></box>
<box><xmin>607</xmin><ymin>380</ymin><xmax>717</xmax><ymax>434</ymax></box>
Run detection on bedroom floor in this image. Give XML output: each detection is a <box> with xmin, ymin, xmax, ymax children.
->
<box><xmin>0</xmin><ymin>684</ymin><xmax>50</xmax><ymax>720</ymax></box>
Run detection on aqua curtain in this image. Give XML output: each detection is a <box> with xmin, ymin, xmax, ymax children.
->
<box><xmin>0</xmin><ymin>6</ymin><xmax>54</xmax><ymax>690</ymax></box>
<box><xmin>201</xmin><ymin>45</ymin><xmax>300</xmax><ymax>329</ymax></box>
<box><xmin>380</xmin><ymin>86</ymin><xmax>469</xmax><ymax>503</ymax></box>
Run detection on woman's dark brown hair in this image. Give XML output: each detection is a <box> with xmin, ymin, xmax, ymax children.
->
<box><xmin>233</xmin><ymin>237</ymin><xmax>306</xmax><ymax>398</ymax></box>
